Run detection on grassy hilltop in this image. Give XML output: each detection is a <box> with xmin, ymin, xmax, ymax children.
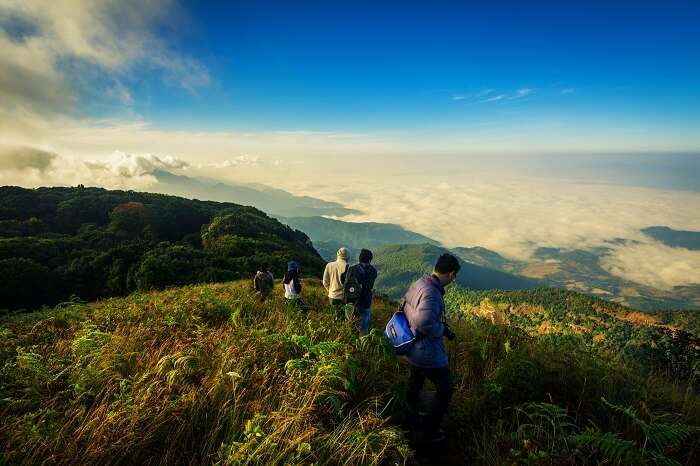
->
<box><xmin>2</xmin><ymin>280</ymin><xmax>700</xmax><ymax>465</ymax></box>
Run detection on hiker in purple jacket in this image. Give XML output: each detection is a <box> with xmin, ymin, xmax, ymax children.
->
<box><xmin>403</xmin><ymin>253</ymin><xmax>460</xmax><ymax>443</ymax></box>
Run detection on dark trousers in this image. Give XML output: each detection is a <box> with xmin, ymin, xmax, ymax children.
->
<box><xmin>406</xmin><ymin>365</ymin><xmax>454</xmax><ymax>434</ymax></box>
<box><xmin>329</xmin><ymin>298</ymin><xmax>345</xmax><ymax>319</ymax></box>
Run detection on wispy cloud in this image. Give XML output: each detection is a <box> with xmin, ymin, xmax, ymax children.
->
<box><xmin>451</xmin><ymin>88</ymin><xmax>494</xmax><ymax>102</ymax></box>
<box><xmin>514</xmin><ymin>88</ymin><xmax>535</xmax><ymax>98</ymax></box>
<box><xmin>481</xmin><ymin>94</ymin><xmax>506</xmax><ymax>103</ymax></box>
<box><xmin>455</xmin><ymin>88</ymin><xmax>534</xmax><ymax>104</ymax></box>
<box><xmin>196</xmin><ymin>154</ymin><xmax>260</xmax><ymax>169</ymax></box>
<box><xmin>104</xmin><ymin>81</ymin><xmax>135</xmax><ymax>106</ymax></box>
<box><xmin>560</xmin><ymin>88</ymin><xmax>576</xmax><ymax>95</ymax></box>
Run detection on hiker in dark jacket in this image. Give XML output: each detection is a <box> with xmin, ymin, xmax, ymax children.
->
<box><xmin>283</xmin><ymin>261</ymin><xmax>302</xmax><ymax>298</ymax></box>
<box><xmin>346</xmin><ymin>249</ymin><xmax>377</xmax><ymax>335</ymax></box>
<box><xmin>253</xmin><ymin>262</ymin><xmax>274</xmax><ymax>299</ymax></box>
<box><xmin>282</xmin><ymin>261</ymin><xmax>305</xmax><ymax>309</ymax></box>
<box><xmin>403</xmin><ymin>253</ymin><xmax>460</xmax><ymax>443</ymax></box>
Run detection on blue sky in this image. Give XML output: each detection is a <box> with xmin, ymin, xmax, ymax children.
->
<box><xmin>1</xmin><ymin>0</ymin><xmax>699</xmax><ymax>167</ymax></box>
<box><xmin>107</xmin><ymin>0</ymin><xmax>700</xmax><ymax>141</ymax></box>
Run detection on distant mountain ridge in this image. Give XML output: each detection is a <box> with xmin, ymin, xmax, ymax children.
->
<box><xmin>277</xmin><ymin>216</ymin><xmax>438</xmax><ymax>261</ymax></box>
<box><xmin>642</xmin><ymin>226</ymin><xmax>700</xmax><ymax>250</ymax></box>
<box><xmin>275</xmin><ymin>213</ymin><xmax>700</xmax><ymax>310</ymax></box>
<box><xmin>450</xmin><ymin>243</ymin><xmax>700</xmax><ymax>311</ymax></box>
<box><xmin>372</xmin><ymin>243</ymin><xmax>540</xmax><ymax>299</ymax></box>
<box><xmin>151</xmin><ymin>169</ymin><xmax>359</xmax><ymax>218</ymax></box>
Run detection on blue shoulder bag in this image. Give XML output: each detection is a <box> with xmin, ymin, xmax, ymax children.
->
<box><xmin>384</xmin><ymin>301</ymin><xmax>417</xmax><ymax>355</ymax></box>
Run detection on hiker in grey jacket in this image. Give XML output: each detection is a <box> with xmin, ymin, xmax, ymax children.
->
<box><xmin>403</xmin><ymin>253</ymin><xmax>460</xmax><ymax>443</ymax></box>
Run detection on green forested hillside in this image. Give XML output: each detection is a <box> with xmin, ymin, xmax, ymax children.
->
<box><xmin>372</xmin><ymin>243</ymin><xmax>539</xmax><ymax>299</ymax></box>
<box><xmin>277</xmin><ymin>216</ymin><xmax>438</xmax><ymax>261</ymax></box>
<box><xmin>445</xmin><ymin>286</ymin><xmax>700</xmax><ymax>380</ymax></box>
<box><xmin>0</xmin><ymin>186</ymin><xmax>324</xmax><ymax>311</ymax></box>
<box><xmin>1</xmin><ymin>280</ymin><xmax>699</xmax><ymax>465</ymax></box>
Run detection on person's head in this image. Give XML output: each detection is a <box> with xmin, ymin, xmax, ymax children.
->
<box><xmin>433</xmin><ymin>253</ymin><xmax>460</xmax><ymax>286</ymax></box>
<box><xmin>260</xmin><ymin>262</ymin><xmax>270</xmax><ymax>272</ymax></box>
<box><xmin>358</xmin><ymin>249</ymin><xmax>373</xmax><ymax>264</ymax></box>
<box><xmin>336</xmin><ymin>247</ymin><xmax>349</xmax><ymax>261</ymax></box>
<box><xmin>287</xmin><ymin>260</ymin><xmax>299</xmax><ymax>272</ymax></box>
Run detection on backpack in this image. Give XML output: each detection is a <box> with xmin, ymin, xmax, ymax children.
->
<box><xmin>384</xmin><ymin>301</ymin><xmax>417</xmax><ymax>355</ymax></box>
<box><xmin>343</xmin><ymin>264</ymin><xmax>364</xmax><ymax>304</ymax></box>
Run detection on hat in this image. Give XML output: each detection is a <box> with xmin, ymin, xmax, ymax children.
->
<box><xmin>336</xmin><ymin>247</ymin><xmax>349</xmax><ymax>260</ymax></box>
<box><xmin>287</xmin><ymin>260</ymin><xmax>299</xmax><ymax>271</ymax></box>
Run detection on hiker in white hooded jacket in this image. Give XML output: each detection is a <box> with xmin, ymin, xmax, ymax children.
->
<box><xmin>323</xmin><ymin>247</ymin><xmax>349</xmax><ymax>318</ymax></box>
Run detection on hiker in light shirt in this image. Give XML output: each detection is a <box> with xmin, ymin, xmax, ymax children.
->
<box><xmin>323</xmin><ymin>247</ymin><xmax>349</xmax><ymax>319</ymax></box>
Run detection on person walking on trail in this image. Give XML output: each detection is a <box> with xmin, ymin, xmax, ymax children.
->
<box><xmin>323</xmin><ymin>247</ymin><xmax>349</xmax><ymax>318</ymax></box>
<box><xmin>253</xmin><ymin>262</ymin><xmax>274</xmax><ymax>300</ymax></box>
<box><xmin>403</xmin><ymin>253</ymin><xmax>460</xmax><ymax>443</ymax></box>
<box><xmin>344</xmin><ymin>249</ymin><xmax>377</xmax><ymax>336</ymax></box>
<box><xmin>283</xmin><ymin>261</ymin><xmax>305</xmax><ymax>309</ymax></box>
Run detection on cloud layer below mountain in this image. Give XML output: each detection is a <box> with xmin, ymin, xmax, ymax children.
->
<box><xmin>278</xmin><ymin>174</ymin><xmax>700</xmax><ymax>290</ymax></box>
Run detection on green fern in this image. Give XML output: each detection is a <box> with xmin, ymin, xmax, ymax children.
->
<box><xmin>602</xmin><ymin>398</ymin><xmax>696</xmax><ymax>454</ymax></box>
<box><xmin>572</xmin><ymin>429</ymin><xmax>640</xmax><ymax>463</ymax></box>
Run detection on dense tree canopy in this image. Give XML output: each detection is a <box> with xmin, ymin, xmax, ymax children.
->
<box><xmin>0</xmin><ymin>186</ymin><xmax>324</xmax><ymax>311</ymax></box>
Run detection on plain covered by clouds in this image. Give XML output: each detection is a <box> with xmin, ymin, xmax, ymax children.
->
<box><xmin>279</xmin><ymin>174</ymin><xmax>700</xmax><ymax>290</ymax></box>
<box><xmin>602</xmin><ymin>243</ymin><xmax>700</xmax><ymax>290</ymax></box>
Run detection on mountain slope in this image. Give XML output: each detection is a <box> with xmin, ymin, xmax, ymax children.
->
<box><xmin>277</xmin><ymin>216</ymin><xmax>438</xmax><ymax>261</ymax></box>
<box><xmin>372</xmin><ymin>243</ymin><xmax>540</xmax><ymax>299</ymax></box>
<box><xmin>1</xmin><ymin>279</ymin><xmax>698</xmax><ymax>464</ymax></box>
<box><xmin>451</xmin><ymin>244</ymin><xmax>700</xmax><ymax>311</ymax></box>
<box><xmin>0</xmin><ymin>186</ymin><xmax>324</xmax><ymax>310</ymax></box>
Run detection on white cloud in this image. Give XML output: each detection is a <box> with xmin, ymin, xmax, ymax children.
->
<box><xmin>196</xmin><ymin>154</ymin><xmax>261</xmax><ymax>169</ymax></box>
<box><xmin>272</xmin><ymin>159</ymin><xmax>305</xmax><ymax>167</ymax></box>
<box><xmin>0</xmin><ymin>146</ymin><xmax>57</xmax><ymax>173</ymax></box>
<box><xmin>561</xmin><ymin>88</ymin><xmax>576</xmax><ymax>95</ymax></box>
<box><xmin>601</xmin><ymin>243</ymin><xmax>700</xmax><ymax>290</ymax></box>
<box><xmin>452</xmin><ymin>95</ymin><xmax>466</xmax><ymax>101</ymax></box>
<box><xmin>0</xmin><ymin>147</ymin><xmax>189</xmax><ymax>190</ymax></box>
<box><xmin>0</xmin><ymin>0</ymin><xmax>208</xmax><ymax>114</ymax></box>
<box><xmin>104</xmin><ymin>81</ymin><xmax>134</xmax><ymax>106</ymax></box>
<box><xmin>482</xmin><ymin>94</ymin><xmax>506</xmax><ymax>103</ymax></box>
<box><xmin>514</xmin><ymin>88</ymin><xmax>535</xmax><ymax>98</ymax></box>
<box><xmin>278</xmin><ymin>174</ymin><xmax>700</xmax><ymax>288</ymax></box>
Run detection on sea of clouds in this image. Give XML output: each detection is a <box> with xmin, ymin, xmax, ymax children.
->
<box><xmin>277</xmin><ymin>174</ymin><xmax>700</xmax><ymax>291</ymax></box>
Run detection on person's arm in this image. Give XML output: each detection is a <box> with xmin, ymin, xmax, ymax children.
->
<box><xmin>294</xmin><ymin>276</ymin><xmax>302</xmax><ymax>294</ymax></box>
<box><xmin>411</xmin><ymin>290</ymin><xmax>445</xmax><ymax>339</ymax></box>
<box><xmin>322</xmin><ymin>264</ymin><xmax>330</xmax><ymax>290</ymax></box>
<box><xmin>367</xmin><ymin>268</ymin><xmax>377</xmax><ymax>291</ymax></box>
<box><xmin>253</xmin><ymin>275</ymin><xmax>260</xmax><ymax>291</ymax></box>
